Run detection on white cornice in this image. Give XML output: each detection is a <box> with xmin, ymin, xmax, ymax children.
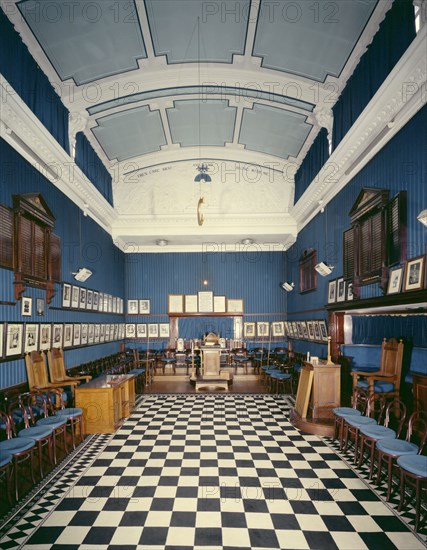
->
<box><xmin>0</xmin><ymin>75</ymin><xmax>117</xmax><ymax>234</ymax></box>
<box><xmin>291</xmin><ymin>24</ymin><xmax>427</xmax><ymax>229</ymax></box>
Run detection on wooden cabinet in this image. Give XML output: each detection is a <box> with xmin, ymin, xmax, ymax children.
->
<box><xmin>75</xmin><ymin>374</ymin><xmax>136</xmax><ymax>434</ymax></box>
<box><xmin>412</xmin><ymin>373</ymin><xmax>427</xmax><ymax>412</ymax></box>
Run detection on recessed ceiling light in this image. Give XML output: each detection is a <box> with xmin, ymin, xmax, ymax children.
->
<box><xmin>241</xmin><ymin>238</ymin><xmax>254</xmax><ymax>245</ymax></box>
<box><xmin>156</xmin><ymin>239</ymin><xmax>168</xmax><ymax>246</ymax></box>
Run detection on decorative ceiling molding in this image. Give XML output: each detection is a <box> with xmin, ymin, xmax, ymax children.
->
<box><xmin>291</xmin><ymin>24</ymin><xmax>427</xmax><ymax>229</ymax></box>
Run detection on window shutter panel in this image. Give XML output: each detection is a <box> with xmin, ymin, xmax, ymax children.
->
<box><xmin>387</xmin><ymin>191</ymin><xmax>407</xmax><ymax>265</ymax></box>
<box><xmin>371</xmin><ymin>210</ymin><xmax>383</xmax><ymax>272</ymax></box>
<box><xmin>34</xmin><ymin>223</ymin><xmax>47</xmax><ymax>278</ymax></box>
<box><xmin>50</xmin><ymin>233</ymin><xmax>61</xmax><ymax>282</ymax></box>
<box><xmin>21</xmin><ymin>217</ymin><xmax>33</xmax><ymax>276</ymax></box>
<box><xmin>0</xmin><ymin>205</ymin><xmax>14</xmax><ymax>269</ymax></box>
<box><xmin>343</xmin><ymin>228</ymin><xmax>354</xmax><ymax>279</ymax></box>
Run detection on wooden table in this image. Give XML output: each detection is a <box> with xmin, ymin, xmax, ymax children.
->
<box><xmin>75</xmin><ymin>374</ymin><xmax>136</xmax><ymax>434</ymax></box>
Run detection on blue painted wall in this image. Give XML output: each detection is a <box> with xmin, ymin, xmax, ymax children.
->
<box><xmin>288</xmin><ymin>105</ymin><xmax>427</xmax><ymax>355</ymax></box>
<box><xmin>0</xmin><ymin>139</ymin><xmax>126</xmax><ymax>388</ymax></box>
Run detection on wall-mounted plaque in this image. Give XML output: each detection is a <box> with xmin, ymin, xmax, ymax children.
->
<box><xmin>227</xmin><ymin>299</ymin><xmax>244</xmax><ymax>313</ymax></box>
<box><xmin>198</xmin><ymin>291</ymin><xmax>214</xmax><ymax>313</ymax></box>
<box><xmin>185</xmin><ymin>295</ymin><xmax>198</xmax><ymax>313</ymax></box>
<box><xmin>168</xmin><ymin>295</ymin><xmax>184</xmax><ymax>313</ymax></box>
<box><xmin>214</xmin><ymin>296</ymin><xmax>226</xmax><ymax>313</ymax></box>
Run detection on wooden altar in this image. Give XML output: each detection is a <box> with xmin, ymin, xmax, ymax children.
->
<box><xmin>191</xmin><ymin>332</ymin><xmax>232</xmax><ymax>391</ymax></box>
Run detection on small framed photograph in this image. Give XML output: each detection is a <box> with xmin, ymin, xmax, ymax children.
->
<box><xmin>81</xmin><ymin>323</ymin><xmax>88</xmax><ymax>345</ymax></box>
<box><xmin>113</xmin><ymin>324</ymin><xmax>119</xmax><ymax>340</ymax></box>
<box><xmin>127</xmin><ymin>299</ymin><xmax>138</xmax><ymax>315</ymax></box>
<box><xmin>40</xmin><ymin>324</ymin><xmax>52</xmax><ymax>351</ymax></box>
<box><xmin>108</xmin><ymin>294</ymin><xmax>113</xmax><ymax>313</ymax></box>
<box><xmin>214</xmin><ymin>296</ymin><xmax>226</xmax><ymax>313</ymax></box>
<box><xmin>71</xmin><ymin>286</ymin><xmax>80</xmax><ymax>308</ymax></box>
<box><xmin>136</xmin><ymin>323</ymin><xmax>147</xmax><ymax>338</ymax></box>
<box><xmin>159</xmin><ymin>323</ymin><xmax>170</xmax><ymax>338</ymax></box>
<box><xmin>227</xmin><ymin>299</ymin><xmax>244</xmax><ymax>313</ymax></box>
<box><xmin>79</xmin><ymin>288</ymin><xmax>86</xmax><ymax>309</ymax></box>
<box><xmin>168</xmin><ymin>295</ymin><xmax>184</xmax><ymax>314</ymax></box>
<box><xmin>6</xmin><ymin>323</ymin><xmax>23</xmax><ymax>356</ymax></box>
<box><xmin>93</xmin><ymin>291</ymin><xmax>99</xmax><ymax>310</ymax></box>
<box><xmin>119</xmin><ymin>324</ymin><xmax>125</xmax><ymax>339</ymax></box>
<box><xmin>285</xmin><ymin>321</ymin><xmax>294</xmax><ymax>338</ymax></box>
<box><xmin>328</xmin><ymin>280</ymin><xmax>337</xmax><ymax>304</ymax></box>
<box><xmin>313</xmin><ymin>321</ymin><xmax>321</xmax><ymax>341</ymax></box>
<box><xmin>103</xmin><ymin>293</ymin><xmax>108</xmax><ymax>312</ymax></box>
<box><xmin>112</xmin><ymin>296</ymin><xmax>117</xmax><ymax>313</ymax></box>
<box><xmin>291</xmin><ymin>322</ymin><xmax>298</xmax><ymax>338</ymax></box>
<box><xmin>88</xmin><ymin>324</ymin><xmax>94</xmax><ymax>344</ymax></box>
<box><xmin>185</xmin><ymin>295</ymin><xmax>198</xmax><ymax>313</ymax></box>
<box><xmin>301</xmin><ymin>321</ymin><xmax>309</xmax><ymax>340</ymax></box>
<box><xmin>257</xmin><ymin>322</ymin><xmax>269</xmax><ymax>338</ymax></box>
<box><xmin>52</xmin><ymin>324</ymin><xmax>63</xmax><ymax>348</ymax></box>
<box><xmin>86</xmin><ymin>289</ymin><xmax>93</xmax><ymax>311</ymax></box>
<box><xmin>244</xmin><ymin>322</ymin><xmax>256</xmax><ymax>338</ymax></box>
<box><xmin>319</xmin><ymin>320</ymin><xmax>328</xmax><ymax>342</ymax></box>
<box><xmin>139</xmin><ymin>299</ymin><xmax>150</xmax><ymax>315</ymax></box>
<box><xmin>336</xmin><ymin>278</ymin><xmax>346</xmax><ymax>302</ymax></box>
<box><xmin>346</xmin><ymin>281</ymin><xmax>354</xmax><ymax>301</ymax></box>
<box><xmin>105</xmin><ymin>324</ymin><xmax>111</xmax><ymax>341</ymax></box>
<box><xmin>73</xmin><ymin>324</ymin><xmax>81</xmax><ymax>346</ymax></box>
<box><xmin>63</xmin><ymin>324</ymin><xmax>73</xmax><ymax>348</ymax></box>
<box><xmin>118</xmin><ymin>298</ymin><xmax>124</xmax><ymax>314</ymax></box>
<box><xmin>307</xmin><ymin>321</ymin><xmax>315</xmax><ymax>340</ymax></box>
<box><xmin>126</xmin><ymin>323</ymin><xmax>136</xmax><ymax>338</ymax></box>
<box><xmin>272</xmin><ymin>321</ymin><xmax>284</xmax><ymax>337</ymax></box>
<box><xmin>94</xmin><ymin>324</ymin><xmax>100</xmax><ymax>343</ymax></box>
<box><xmin>99</xmin><ymin>324</ymin><xmax>105</xmax><ymax>343</ymax></box>
<box><xmin>24</xmin><ymin>324</ymin><xmax>38</xmax><ymax>353</ymax></box>
<box><xmin>148</xmin><ymin>323</ymin><xmax>159</xmax><ymax>338</ymax></box>
<box><xmin>21</xmin><ymin>296</ymin><xmax>32</xmax><ymax>316</ymax></box>
<box><xmin>296</xmin><ymin>322</ymin><xmax>304</xmax><ymax>339</ymax></box>
<box><xmin>36</xmin><ymin>298</ymin><xmax>45</xmax><ymax>316</ymax></box>
<box><xmin>98</xmin><ymin>292</ymin><xmax>104</xmax><ymax>312</ymax></box>
<box><xmin>387</xmin><ymin>267</ymin><xmax>404</xmax><ymax>295</ymax></box>
<box><xmin>404</xmin><ymin>256</ymin><xmax>425</xmax><ymax>291</ymax></box>
<box><xmin>198</xmin><ymin>291</ymin><xmax>214</xmax><ymax>313</ymax></box>
<box><xmin>62</xmin><ymin>283</ymin><xmax>71</xmax><ymax>308</ymax></box>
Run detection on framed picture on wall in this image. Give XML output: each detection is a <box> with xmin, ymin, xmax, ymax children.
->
<box><xmin>103</xmin><ymin>293</ymin><xmax>109</xmax><ymax>312</ymax></box>
<box><xmin>404</xmin><ymin>255</ymin><xmax>425</xmax><ymax>291</ymax></box>
<box><xmin>86</xmin><ymin>290</ymin><xmax>93</xmax><ymax>310</ymax></box>
<box><xmin>346</xmin><ymin>282</ymin><xmax>354</xmax><ymax>301</ymax></box>
<box><xmin>40</xmin><ymin>324</ymin><xmax>52</xmax><ymax>351</ymax></box>
<box><xmin>159</xmin><ymin>323</ymin><xmax>170</xmax><ymax>338</ymax></box>
<box><xmin>99</xmin><ymin>324</ymin><xmax>105</xmax><ymax>343</ymax></box>
<box><xmin>148</xmin><ymin>323</ymin><xmax>159</xmax><ymax>338</ymax></box>
<box><xmin>93</xmin><ymin>291</ymin><xmax>99</xmax><ymax>310</ymax></box>
<box><xmin>21</xmin><ymin>296</ymin><xmax>32</xmax><ymax>316</ymax></box>
<box><xmin>387</xmin><ymin>267</ymin><xmax>404</xmax><ymax>295</ymax></box>
<box><xmin>105</xmin><ymin>324</ymin><xmax>111</xmax><ymax>341</ymax></box>
<box><xmin>291</xmin><ymin>322</ymin><xmax>298</xmax><ymax>338</ymax></box>
<box><xmin>244</xmin><ymin>322</ymin><xmax>255</xmax><ymax>338</ymax></box>
<box><xmin>126</xmin><ymin>323</ymin><xmax>136</xmax><ymax>338</ymax></box>
<box><xmin>108</xmin><ymin>295</ymin><xmax>113</xmax><ymax>313</ymax></box>
<box><xmin>139</xmin><ymin>299</ymin><xmax>150</xmax><ymax>315</ymax></box>
<box><xmin>62</xmin><ymin>283</ymin><xmax>71</xmax><ymax>308</ymax></box>
<box><xmin>296</xmin><ymin>322</ymin><xmax>304</xmax><ymax>339</ymax></box>
<box><xmin>214</xmin><ymin>296</ymin><xmax>226</xmax><ymax>313</ymax></box>
<box><xmin>136</xmin><ymin>324</ymin><xmax>147</xmax><ymax>338</ymax></box>
<box><xmin>63</xmin><ymin>324</ymin><xmax>73</xmax><ymax>348</ymax></box>
<box><xmin>112</xmin><ymin>296</ymin><xmax>117</xmax><ymax>313</ymax></box>
<box><xmin>257</xmin><ymin>322</ymin><xmax>269</xmax><ymax>338</ymax></box>
<box><xmin>336</xmin><ymin>278</ymin><xmax>346</xmax><ymax>302</ymax></box>
<box><xmin>5</xmin><ymin>323</ymin><xmax>23</xmax><ymax>356</ymax></box>
<box><xmin>52</xmin><ymin>324</ymin><xmax>63</xmax><ymax>348</ymax></box>
<box><xmin>319</xmin><ymin>320</ymin><xmax>328</xmax><ymax>342</ymax></box>
<box><xmin>313</xmin><ymin>321</ymin><xmax>321</xmax><ymax>341</ymax></box>
<box><xmin>36</xmin><ymin>298</ymin><xmax>45</xmax><ymax>316</ymax></box>
<box><xmin>81</xmin><ymin>324</ymin><xmax>88</xmax><ymax>345</ymax></box>
<box><xmin>185</xmin><ymin>295</ymin><xmax>198</xmax><ymax>313</ymax></box>
<box><xmin>301</xmin><ymin>321</ymin><xmax>309</xmax><ymax>340</ymax></box>
<box><xmin>127</xmin><ymin>299</ymin><xmax>138</xmax><ymax>315</ymax></box>
<box><xmin>71</xmin><ymin>286</ymin><xmax>79</xmax><ymax>308</ymax></box>
<box><xmin>307</xmin><ymin>321</ymin><xmax>315</xmax><ymax>340</ymax></box>
<box><xmin>98</xmin><ymin>292</ymin><xmax>104</xmax><ymax>312</ymax></box>
<box><xmin>272</xmin><ymin>322</ymin><xmax>284</xmax><ymax>337</ymax></box>
<box><xmin>227</xmin><ymin>299</ymin><xmax>244</xmax><ymax>313</ymax></box>
<box><xmin>73</xmin><ymin>324</ymin><xmax>81</xmax><ymax>346</ymax></box>
<box><xmin>198</xmin><ymin>291</ymin><xmax>214</xmax><ymax>313</ymax></box>
<box><xmin>168</xmin><ymin>295</ymin><xmax>184</xmax><ymax>314</ymax></box>
<box><xmin>87</xmin><ymin>324</ymin><xmax>94</xmax><ymax>344</ymax></box>
<box><xmin>328</xmin><ymin>280</ymin><xmax>337</xmax><ymax>304</ymax></box>
<box><xmin>94</xmin><ymin>324</ymin><xmax>100</xmax><ymax>343</ymax></box>
<box><xmin>24</xmin><ymin>324</ymin><xmax>38</xmax><ymax>353</ymax></box>
<box><xmin>79</xmin><ymin>288</ymin><xmax>86</xmax><ymax>310</ymax></box>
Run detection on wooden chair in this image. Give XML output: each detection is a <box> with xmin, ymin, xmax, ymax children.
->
<box><xmin>47</xmin><ymin>348</ymin><xmax>91</xmax><ymax>395</ymax></box>
<box><xmin>351</xmin><ymin>338</ymin><xmax>404</xmax><ymax>401</ymax></box>
<box><xmin>25</xmin><ymin>351</ymin><xmax>71</xmax><ymax>394</ymax></box>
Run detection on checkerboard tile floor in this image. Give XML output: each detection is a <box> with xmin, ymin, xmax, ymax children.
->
<box><xmin>0</xmin><ymin>394</ymin><xmax>426</xmax><ymax>549</ymax></box>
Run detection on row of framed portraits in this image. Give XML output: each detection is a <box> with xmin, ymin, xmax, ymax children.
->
<box><xmin>125</xmin><ymin>323</ymin><xmax>170</xmax><ymax>339</ymax></box>
<box><xmin>168</xmin><ymin>293</ymin><xmax>244</xmax><ymax>314</ymax></box>
<box><xmin>0</xmin><ymin>322</ymin><xmax>126</xmax><ymax>359</ymax></box>
<box><xmin>327</xmin><ymin>278</ymin><xmax>353</xmax><ymax>304</ymax></box>
<box><xmin>243</xmin><ymin>320</ymin><xmax>328</xmax><ymax>342</ymax></box>
<box><xmin>62</xmin><ymin>283</ymin><xmax>124</xmax><ymax>314</ymax></box>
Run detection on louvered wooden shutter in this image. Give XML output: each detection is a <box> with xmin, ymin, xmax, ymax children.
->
<box><xmin>0</xmin><ymin>205</ymin><xmax>14</xmax><ymax>269</ymax></box>
<box><xmin>34</xmin><ymin>223</ymin><xmax>47</xmax><ymax>278</ymax></box>
<box><xmin>387</xmin><ymin>191</ymin><xmax>407</xmax><ymax>265</ymax></box>
<box><xmin>343</xmin><ymin>228</ymin><xmax>354</xmax><ymax>279</ymax></box>
<box><xmin>21</xmin><ymin>216</ymin><xmax>33</xmax><ymax>276</ymax></box>
<box><xmin>50</xmin><ymin>233</ymin><xmax>61</xmax><ymax>282</ymax></box>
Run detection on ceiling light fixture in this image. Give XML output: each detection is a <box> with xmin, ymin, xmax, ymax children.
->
<box><xmin>315</xmin><ymin>262</ymin><xmax>334</xmax><ymax>277</ymax></box>
<box><xmin>156</xmin><ymin>239</ymin><xmax>168</xmax><ymax>246</ymax></box>
<box><xmin>281</xmin><ymin>282</ymin><xmax>294</xmax><ymax>292</ymax></box>
<box><xmin>72</xmin><ymin>267</ymin><xmax>93</xmax><ymax>282</ymax></box>
<box><xmin>417</xmin><ymin>209</ymin><xmax>427</xmax><ymax>227</ymax></box>
<box><xmin>241</xmin><ymin>238</ymin><xmax>254</xmax><ymax>245</ymax></box>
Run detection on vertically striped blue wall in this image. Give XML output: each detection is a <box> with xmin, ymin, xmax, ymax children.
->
<box><xmin>0</xmin><ymin>139</ymin><xmax>126</xmax><ymax>388</ymax></box>
<box><xmin>287</xmin><ymin>105</ymin><xmax>427</xmax><ymax>355</ymax></box>
<box><xmin>125</xmin><ymin>251</ymin><xmax>288</xmax><ymax>349</ymax></box>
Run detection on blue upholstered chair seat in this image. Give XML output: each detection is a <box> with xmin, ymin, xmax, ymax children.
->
<box><xmin>351</xmin><ymin>366</ymin><xmax>380</xmax><ymax>373</ymax></box>
<box><xmin>37</xmin><ymin>416</ymin><xmax>67</xmax><ymax>428</ymax></box>
<box><xmin>360</xmin><ymin>425</ymin><xmax>396</xmax><ymax>440</ymax></box>
<box><xmin>0</xmin><ymin>450</ymin><xmax>13</xmax><ymax>468</ymax></box>
<box><xmin>345</xmin><ymin>416</ymin><xmax>377</xmax><ymax>428</ymax></box>
<box><xmin>270</xmin><ymin>372</ymin><xmax>291</xmax><ymax>380</ymax></box>
<box><xmin>333</xmin><ymin>407</ymin><xmax>362</xmax><ymax>417</ymax></box>
<box><xmin>161</xmin><ymin>357</ymin><xmax>176</xmax><ymax>363</ymax></box>
<box><xmin>129</xmin><ymin>368</ymin><xmax>145</xmax><ymax>375</ymax></box>
<box><xmin>397</xmin><ymin>454</ymin><xmax>427</xmax><ymax>477</ymax></box>
<box><xmin>357</xmin><ymin>380</ymin><xmax>395</xmax><ymax>393</ymax></box>
<box><xmin>234</xmin><ymin>356</ymin><xmax>247</xmax><ymax>362</ymax></box>
<box><xmin>18</xmin><ymin>426</ymin><xmax>53</xmax><ymax>440</ymax></box>
<box><xmin>0</xmin><ymin>437</ymin><xmax>35</xmax><ymax>453</ymax></box>
<box><xmin>376</xmin><ymin>438</ymin><xmax>418</xmax><ymax>456</ymax></box>
<box><xmin>57</xmin><ymin>408</ymin><xmax>83</xmax><ymax>419</ymax></box>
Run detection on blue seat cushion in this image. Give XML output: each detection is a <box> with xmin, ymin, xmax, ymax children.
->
<box><xmin>357</xmin><ymin>380</ymin><xmax>395</xmax><ymax>393</ymax></box>
<box><xmin>360</xmin><ymin>425</ymin><xmax>396</xmax><ymax>439</ymax></box>
<box><xmin>397</xmin><ymin>454</ymin><xmax>427</xmax><ymax>477</ymax></box>
<box><xmin>37</xmin><ymin>416</ymin><xmax>67</xmax><ymax>428</ymax></box>
<box><xmin>376</xmin><ymin>438</ymin><xmax>418</xmax><ymax>456</ymax></box>
<box><xmin>58</xmin><ymin>408</ymin><xmax>83</xmax><ymax>419</ymax></box>
<box><xmin>351</xmin><ymin>366</ymin><xmax>380</xmax><ymax>373</ymax></box>
<box><xmin>0</xmin><ymin>450</ymin><xmax>13</xmax><ymax>468</ymax></box>
<box><xmin>345</xmin><ymin>416</ymin><xmax>377</xmax><ymax>428</ymax></box>
<box><xmin>0</xmin><ymin>437</ymin><xmax>35</xmax><ymax>453</ymax></box>
<box><xmin>18</xmin><ymin>426</ymin><xmax>53</xmax><ymax>439</ymax></box>
<box><xmin>270</xmin><ymin>373</ymin><xmax>291</xmax><ymax>380</ymax></box>
<box><xmin>333</xmin><ymin>407</ymin><xmax>362</xmax><ymax>417</ymax></box>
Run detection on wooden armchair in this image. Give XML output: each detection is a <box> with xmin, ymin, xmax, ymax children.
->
<box><xmin>24</xmin><ymin>351</ymin><xmax>70</xmax><ymax>393</ymax></box>
<box><xmin>47</xmin><ymin>348</ymin><xmax>92</xmax><ymax>392</ymax></box>
<box><xmin>351</xmin><ymin>338</ymin><xmax>404</xmax><ymax>401</ymax></box>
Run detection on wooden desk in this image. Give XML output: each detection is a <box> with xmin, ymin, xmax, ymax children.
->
<box><xmin>75</xmin><ymin>374</ymin><xmax>136</xmax><ymax>434</ymax></box>
<box><xmin>291</xmin><ymin>360</ymin><xmax>340</xmax><ymax>437</ymax></box>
